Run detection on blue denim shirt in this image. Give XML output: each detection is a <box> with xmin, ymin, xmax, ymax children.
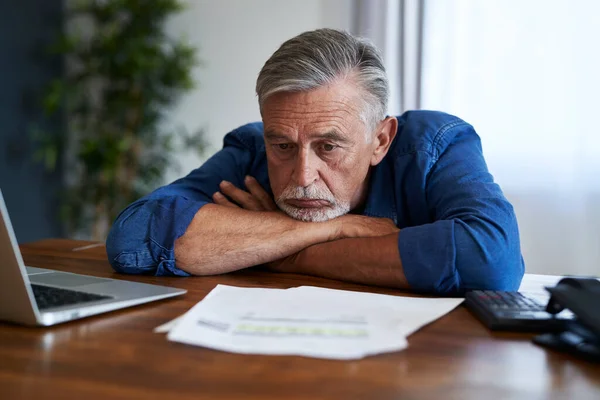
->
<box><xmin>106</xmin><ymin>111</ymin><xmax>524</xmax><ymax>294</ymax></box>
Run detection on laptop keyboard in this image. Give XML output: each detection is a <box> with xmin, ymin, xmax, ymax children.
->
<box><xmin>31</xmin><ymin>284</ymin><xmax>113</xmax><ymax>310</ymax></box>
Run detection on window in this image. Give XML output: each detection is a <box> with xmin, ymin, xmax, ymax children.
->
<box><xmin>421</xmin><ymin>0</ymin><xmax>600</xmax><ymax>275</ymax></box>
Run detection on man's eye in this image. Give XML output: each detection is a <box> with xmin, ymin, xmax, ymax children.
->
<box><xmin>322</xmin><ymin>144</ymin><xmax>336</xmax><ymax>152</ymax></box>
<box><xmin>277</xmin><ymin>144</ymin><xmax>290</xmax><ymax>150</ymax></box>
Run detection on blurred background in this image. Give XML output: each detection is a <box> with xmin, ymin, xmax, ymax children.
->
<box><xmin>1</xmin><ymin>0</ymin><xmax>598</xmax><ymax>277</ymax></box>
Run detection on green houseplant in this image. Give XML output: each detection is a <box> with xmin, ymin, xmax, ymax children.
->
<box><xmin>35</xmin><ymin>0</ymin><xmax>204</xmax><ymax>240</ymax></box>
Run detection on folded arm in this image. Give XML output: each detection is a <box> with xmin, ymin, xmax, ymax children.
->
<box><xmin>106</xmin><ymin>122</ymin><xmax>523</xmax><ymax>292</ymax></box>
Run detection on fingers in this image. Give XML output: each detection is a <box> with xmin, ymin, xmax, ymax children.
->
<box><xmin>214</xmin><ymin>177</ymin><xmax>277</xmax><ymax>212</ymax></box>
<box><xmin>218</xmin><ymin>180</ymin><xmax>263</xmax><ymax>211</ymax></box>
<box><xmin>212</xmin><ymin>192</ymin><xmax>238</xmax><ymax>208</ymax></box>
<box><xmin>244</xmin><ymin>176</ymin><xmax>278</xmax><ymax>211</ymax></box>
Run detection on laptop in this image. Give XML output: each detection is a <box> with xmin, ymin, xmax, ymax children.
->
<box><xmin>0</xmin><ymin>190</ymin><xmax>186</xmax><ymax>326</ymax></box>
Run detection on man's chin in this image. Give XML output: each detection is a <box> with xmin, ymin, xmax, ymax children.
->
<box><xmin>278</xmin><ymin>204</ymin><xmax>348</xmax><ymax>222</ymax></box>
<box><xmin>288</xmin><ymin>211</ymin><xmax>333</xmax><ymax>223</ymax></box>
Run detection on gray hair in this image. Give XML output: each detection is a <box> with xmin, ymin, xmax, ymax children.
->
<box><xmin>256</xmin><ymin>29</ymin><xmax>389</xmax><ymax>136</ymax></box>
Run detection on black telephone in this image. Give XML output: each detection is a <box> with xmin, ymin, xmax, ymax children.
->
<box><xmin>533</xmin><ymin>277</ymin><xmax>600</xmax><ymax>362</ymax></box>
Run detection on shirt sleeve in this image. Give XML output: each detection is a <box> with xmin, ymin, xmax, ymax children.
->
<box><xmin>105</xmin><ymin>130</ymin><xmax>257</xmax><ymax>276</ymax></box>
<box><xmin>398</xmin><ymin>124</ymin><xmax>524</xmax><ymax>294</ymax></box>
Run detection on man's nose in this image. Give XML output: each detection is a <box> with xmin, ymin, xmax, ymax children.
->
<box><xmin>292</xmin><ymin>150</ymin><xmax>318</xmax><ymax>188</ymax></box>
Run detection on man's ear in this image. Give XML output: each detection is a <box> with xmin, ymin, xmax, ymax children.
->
<box><xmin>370</xmin><ymin>117</ymin><xmax>398</xmax><ymax>166</ymax></box>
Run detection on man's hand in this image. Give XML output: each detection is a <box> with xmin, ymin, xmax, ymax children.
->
<box><xmin>333</xmin><ymin>214</ymin><xmax>399</xmax><ymax>239</ymax></box>
<box><xmin>213</xmin><ymin>176</ymin><xmax>278</xmax><ymax>211</ymax></box>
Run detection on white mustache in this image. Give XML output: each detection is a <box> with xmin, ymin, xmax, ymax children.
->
<box><xmin>277</xmin><ymin>184</ymin><xmax>336</xmax><ymax>204</ymax></box>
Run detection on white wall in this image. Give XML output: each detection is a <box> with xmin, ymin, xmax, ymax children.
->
<box><xmin>165</xmin><ymin>0</ymin><xmax>354</xmax><ymax>182</ymax></box>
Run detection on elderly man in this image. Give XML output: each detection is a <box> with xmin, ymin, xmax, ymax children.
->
<box><xmin>106</xmin><ymin>29</ymin><xmax>524</xmax><ymax>294</ymax></box>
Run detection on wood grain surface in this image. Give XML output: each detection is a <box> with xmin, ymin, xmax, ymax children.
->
<box><xmin>0</xmin><ymin>239</ymin><xmax>598</xmax><ymax>400</ymax></box>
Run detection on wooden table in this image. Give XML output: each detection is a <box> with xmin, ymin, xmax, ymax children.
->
<box><xmin>1</xmin><ymin>239</ymin><xmax>598</xmax><ymax>400</ymax></box>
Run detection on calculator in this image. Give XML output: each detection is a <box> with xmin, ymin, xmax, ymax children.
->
<box><xmin>465</xmin><ymin>290</ymin><xmax>574</xmax><ymax>332</ymax></box>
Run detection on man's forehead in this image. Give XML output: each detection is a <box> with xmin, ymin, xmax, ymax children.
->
<box><xmin>264</xmin><ymin>128</ymin><xmax>353</xmax><ymax>144</ymax></box>
<box><xmin>261</xmin><ymin>81</ymin><xmax>370</xmax><ymax>142</ymax></box>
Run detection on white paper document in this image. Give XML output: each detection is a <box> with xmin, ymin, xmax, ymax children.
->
<box><xmin>164</xmin><ymin>285</ymin><xmax>463</xmax><ymax>360</ymax></box>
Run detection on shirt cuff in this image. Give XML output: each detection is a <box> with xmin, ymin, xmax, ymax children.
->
<box><xmin>148</xmin><ymin>197</ymin><xmax>208</xmax><ymax>277</ymax></box>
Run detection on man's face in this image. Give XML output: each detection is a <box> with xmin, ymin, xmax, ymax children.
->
<box><xmin>262</xmin><ymin>80</ymin><xmax>379</xmax><ymax>222</ymax></box>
